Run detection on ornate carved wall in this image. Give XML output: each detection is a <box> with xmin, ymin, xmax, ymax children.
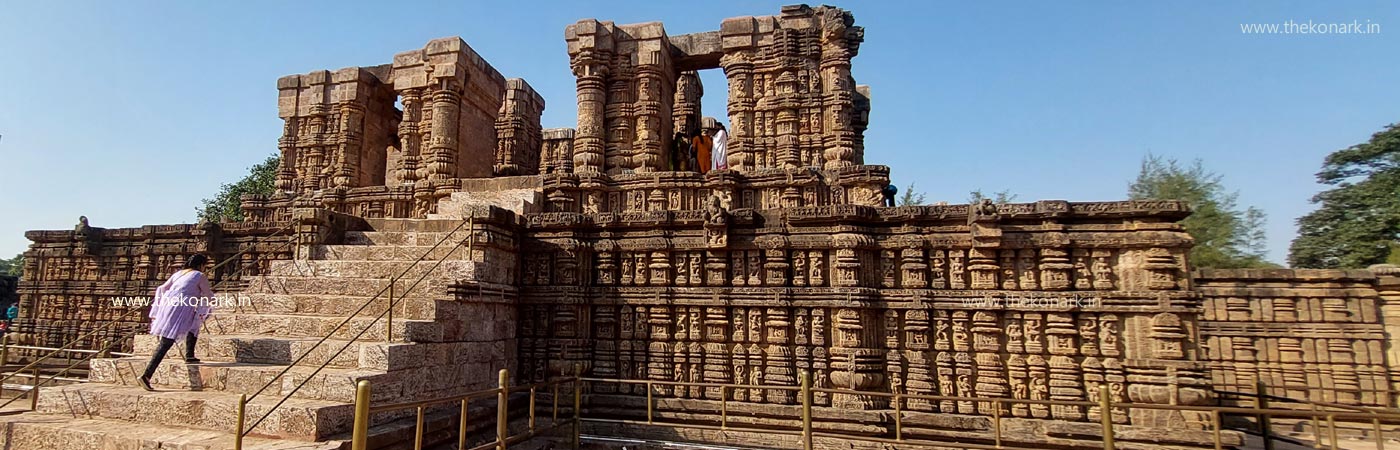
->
<box><xmin>565</xmin><ymin>4</ymin><xmax>869</xmax><ymax>176</ymax></box>
<box><xmin>539</xmin><ymin>128</ymin><xmax>576</xmax><ymax>175</ymax></box>
<box><xmin>519</xmin><ymin>199</ymin><xmax>1215</xmax><ymax>429</ymax></box>
<box><xmin>14</xmin><ymin>218</ymin><xmax>293</xmax><ymax>354</ymax></box>
<box><xmin>248</xmin><ymin>37</ymin><xmax>545</xmax><ymax>222</ymax></box>
<box><xmin>1197</xmin><ymin>268</ymin><xmax>1396</xmax><ymax>406</ymax></box>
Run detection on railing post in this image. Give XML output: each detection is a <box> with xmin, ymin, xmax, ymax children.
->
<box><xmin>529</xmin><ymin>387</ymin><xmax>537</xmax><ymax>433</ymax></box>
<box><xmin>573</xmin><ymin>372</ymin><xmax>581</xmax><ymax>450</ymax></box>
<box><xmin>893</xmin><ymin>392</ymin><xmax>902</xmax><ymax>441</ymax></box>
<box><xmin>1327</xmin><ymin>414</ymin><xmax>1338</xmax><ymax>450</ymax></box>
<box><xmin>992</xmin><ymin>398</ymin><xmax>1002</xmax><ymax>448</ymax></box>
<box><xmin>414</xmin><ymin>406</ymin><xmax>426</xmax><ymax>450</ymax></box>
<box><xmin>1257</xmin><ymin>381</ymin><xmax>1273</xmax><ymax>450</ymax></box>
<box><xmin>1100</xmin><ymin>384</ymin><xmax>1114</xmax><ymax>450</ymax></box>
<box><xmin>721</xmin><ymin>386</ymin><xmax>728</xmax><ymax>430</ymax></box>
<box><xmin>1311</xmin><ymin>403</ymin><xmax>1322</xmax><ymax>442</ymax></box>
<box><xmin>1375</xmin><ymin>417</ymin><xmax>1385</xmax><ymax>450</ymax></box>
<box><xmin>2</xmin><ymin>333</ymin><xmax>10</xmax><ymax>365</ymax></box>
<box><xmin>459</xmin><ymin>399</ymin><xmax>469</xmax><ymax>450</ymax></box>
<box><xmin>351</xmin><ymin>380</ymin><xmax>371</xmax><ymax>450</ymax></box>
<box><xmin>801</xmin><ymin>371</ymin><xmax>813</xmax><ymax>450</ymax></box>
<box><xmin>386</xmin><ymin>280</ymin><xmax>394</xmax><ymax>343</ymax></box>
<box><xmin>646</xmin><ymin>381</ymin><xmax>654</xmax><ymax>424</ymax></box>
<box><xmin>29</xmin><ymin>365</ymin><xmax>39</xmax><ymax>411</ymax></box>
<box><xmin>552</xmin><ymin>382</ymin><xmax>559</xmax><ymax>422</ymax></box>
<box><xmin>1211</xmin><ymin>409</ymin><xmax>1223</xmax><ymax>450</ymax></box>
<box><xmin>235</xmin><ymin>394</ymin><xmax>248</xmax><ymax>450</ymax></box>
<box><xmin>497</xmin><ymin>369</ymin><xmax>509</xmax><ymax>450</ymax></box>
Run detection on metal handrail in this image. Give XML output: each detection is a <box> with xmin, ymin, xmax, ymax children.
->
<box><xmin>349</xmin><ymin>368</ymin><xmax>582</xmax><ymax>450</ymax></box>
<box><xmin>577</xmin><ymin>375</ymin><xmax>1400</xmax><ymax>450</ymax></box>
<box><xmin>1209</xmin><ymin>380</ymin><xmax>1398</xmax><ymax>414</ymax></box>
<box><xmin>238</xmin><ymin>216</ymin><xmax>476</xmax><ymax>443</ymax></box>
<box><xmin>0</xmin><ymin>307</ymin><xmax>143</xmax><ymax>387</ymax></box>
<box><xmin>1</xmin><ymin>344</ymin><xmax>134</xmax><ymax>357</ymax></box>
<box><xmin>0</xmin><ymin>222</ymin><xmax>296</xmax><ymax>410</ymax></box>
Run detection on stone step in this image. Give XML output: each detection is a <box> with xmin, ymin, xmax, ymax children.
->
<box><xmin>35</xmin><ymin>382</ymin><xmax>352</xmax><ymax>440</ymax></box>
<box><xmin>307</xmin><ymin>244</ymin><xmax>474</xmax><ymax>262</ymax></box>
<box><xmin>131</xmin><ymin>334</ymin><xmax>512</xmax><ymax>376</ymax></box>
<box><xmin>267</xmin><ymin>260</ymin><xmax>482</xmax><ymax>282</ymax></box>
<box><xmin>430</xmin><ymin>190</ymin><xmax>538</xmax><ymax>218</ymax></box>
<box><xmin>363</xmin><ymin>218</ymin><xmax>473</xmax><ymax>233</ymax></box>
<box><xmin>89</xmin><ymin>357</ymin><xmax>386</xmax><ymax>403</ymax></box>
<box><xmin>242</xmin><ymin>275</ymin><xmax>457</xmax><ymax>298</ymax></box>
<box><xmin>202</xmin><ymin>312</ymin><xmax>445</xmax><ymax>342</ymax></box>
<box><xmin>232</xmin><ymin>293</ymin><xmax>448</xmax><ymax>321</ymax></box>
<box><xmin>0</xmin><ymin>413</ymin><xmax>345</xmax><ymax>450</ymax></box>
<box><xmin>135</xmin><ymin>334</ymin><xmax>408</xmax><ymax>371</ymax></box>
<box><xmin>89</xmin><ymin>355</ymin><xmax>505</xmax><ymax>406</ymax></box>
<box><xmin>343</xmin><ymin>230</ymin><xmax>471</xmax><ymax>247</ymax></box>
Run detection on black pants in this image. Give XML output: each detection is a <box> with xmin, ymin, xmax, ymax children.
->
<box><xmin>883</xmin><ymin>194</ymin><xmax>896</xmax><ymax>207</ymax></box>
<box><xmin>140</xmin><ymin>332</ymin><xmax>197</xmax><ymax>379</ymax></box>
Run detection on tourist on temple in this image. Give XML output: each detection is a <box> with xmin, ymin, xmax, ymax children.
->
<box><xmin>712</xmin><ymin>123</ymin><xmax>729</xmax><ymax>171</ymax></box>
<box><xmin>671</xmin><ymin>131</ymin><xmax>691</xmax><ymax>171</ymax></box>
<box><xmin>138</xmin><ymin>254</ymin><xmax>214</xmax><ymax>391</ymax></box>
<box><xmin>690</xmin><ymin>129</ymin><xmax>713</xmax><ymax>174</ymax></box>
<box><xmin>2</xmin><ymin>302</ymin><xmax>17</xmax><ymax>339</ymax></box>
<box><xmin>882</xmin><ymin>183</ymin><xmax>898</xmax><ymax>207</ymax></box>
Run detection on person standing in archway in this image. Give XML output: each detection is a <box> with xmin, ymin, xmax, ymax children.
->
<box><xmin>691</xmin><ymin>129</ymin><xmax>713</xmax><ymax>174</ymax></box>
<box><xmin>712</xmin><ymin>124</ymin><xmax>729</xmax><ymax>171</ymax></box>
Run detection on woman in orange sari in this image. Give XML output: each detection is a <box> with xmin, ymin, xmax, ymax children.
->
<box><xmin>690</xmin><ymin>129</ymin><xmax>713</xmax><ymax>174</ymax></box>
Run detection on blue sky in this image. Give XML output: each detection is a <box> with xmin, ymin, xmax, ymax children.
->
<box><xmin>1</xmin><ymin>1</ymin><xmax>1397</xmax><ymax>265</ymax></box>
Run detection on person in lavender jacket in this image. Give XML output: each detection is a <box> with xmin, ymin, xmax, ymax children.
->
<box><xmin>138</xmin><ymin>254</ymin><xmax>213</xmax><ymax>391</ymax></box>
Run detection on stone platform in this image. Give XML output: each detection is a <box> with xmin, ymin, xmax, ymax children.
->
<box><xmin>2</xmin><ymin>217</ymin><xmax>517</xmax><ymax>448</ymax></box>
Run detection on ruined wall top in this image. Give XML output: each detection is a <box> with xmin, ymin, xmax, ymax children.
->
<box><xmin>565</xmin><ymin>4</ymin><xmax>871</xmax><ymax>177</ymax></box>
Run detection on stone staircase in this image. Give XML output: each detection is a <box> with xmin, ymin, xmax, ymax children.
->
<box><xmin>0</xmin><ymin>218</ymin><xmax>518</xmax><ymax>450</ymax></box>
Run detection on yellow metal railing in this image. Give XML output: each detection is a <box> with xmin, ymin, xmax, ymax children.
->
<box><xmin>1213</xmin><ymin>380</ymin><xmax>1400</xmax><ymax>450</ymax></box>
<box><xmin>1211</xmin><ymin>380</ymin><xmax>1397</xmax><ymax>410</ymax></box>
<box><xmin>0</xmin><ymin>222</ymin><xmax>295</xmax><ymax>411</ymax></box>
<box><xmin>347</xmin><ymin>368</ymin><xmax>581</xmax><ymax>450</ymax></box>
<box><xmin>237</xmin><ymin>216</ymin><xmax>476</xmax><ymax>447</ymax></box>
<box><xmin>574</xmin><ymin>373</ymin><xmax>1400</xmax><ymax>450</ymax></box>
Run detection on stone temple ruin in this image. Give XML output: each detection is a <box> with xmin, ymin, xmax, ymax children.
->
<box><xmin>6</xmin><ymin>4</ymin><xmax>1400</xmax><ymax>450</ymax></box>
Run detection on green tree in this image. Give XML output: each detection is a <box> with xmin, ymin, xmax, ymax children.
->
<box><xmin>898</xmin><ymin>183</ymin><xmax>928</xmax><ymax>206</ymax></box>
<box><xmin>1289</xmin><ymin>124</ymin><xmax>1400</xmax><ymax>268</ymax></box>
<box><xmin>1129</xmin><ymin>155</ymin><xmax>1272</xmax><ymax>269</ymax></box>
<box><xmin>197</xmin><ymin>154</ymin><xmax>280</xmax><ymax>223</ymax></box>
<box><xmin>968</xmin><ymin>189</ymin><xmax>1017</xmax><ymax>204</ymax></box>
<box><xmin>0</xmin><ymin>253</ymin><xmax>22</xmax><ymax>277</ymax></box>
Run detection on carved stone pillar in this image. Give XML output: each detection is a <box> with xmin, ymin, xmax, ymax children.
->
<box><xmin>764</xmin><ymin>307</ymin><xmax>795</xmax><ymax>403</ymax></box>
<box><xmin>1047</xmin><ymin>313</ymin><xmax>1083</xmax><ymax>420</ymax></box>
<box><xmin>632</xmin><ymin>53</ymin><xmax>668</xmax><ymax>173</ymax></box>
<box><xmin>973</xmin><ymin>311</ymin><xmax>1008</xmax><ymax>414</ymax></box>
<box><xmin>648</xmin><ymin>306</ymin><xmax>673</xmax><ymax>396</ymax></box>
<box><xmin>275</xmin><ymin>118</ymin><xmax>299</xmax><ymax>193</ymax></box>
<box><xmin>903</xmin><ymin>310</ymin><xmax>934</xmax><ymax>411</ymax></box>
<box><xmin>392</xmin><ymin>89</ymin><xmax>423</xmax><ymax>186</ymax></box>
<box><xmin>332</xmin><ymin>102</ymin><xmax>364</xmax><ymax>188</ymax></box>
<box><xmin>721</xmin><ymin>52</ymin><xmax>755</xmax><ymax>171</ymax></box>
<box><xmin>425</xmin><ymin>81</ymin><xmax>461</xmax><ymax>181</ymax></box>
<box><xmin>830</xmin><ymin>308</ymin><xmax>886</xmax><ymax>409</ymax></box>
<box><xmin>571</xmin><ymin>62</ymin><xmax>608</xmax><ymax>173</ymax></box>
